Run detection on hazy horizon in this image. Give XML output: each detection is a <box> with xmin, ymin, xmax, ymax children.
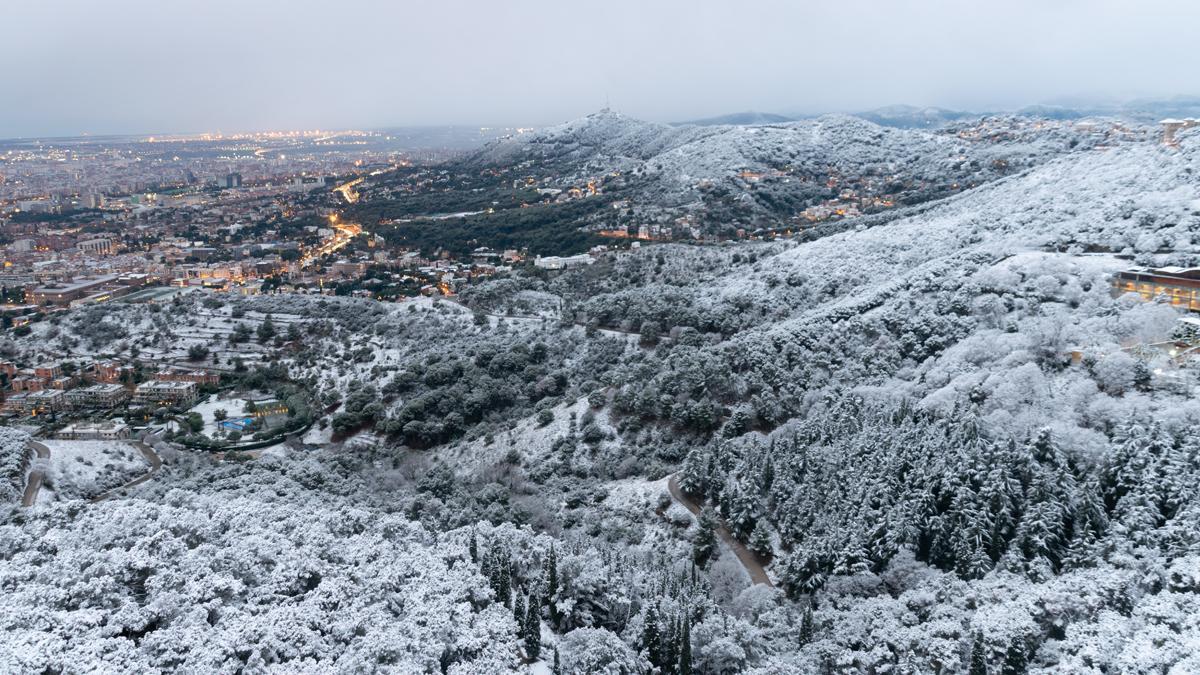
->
<box><xmin>4</xmin><ymin>0</ymin><xmax>1198</xmax><ymax>137</ymax></box>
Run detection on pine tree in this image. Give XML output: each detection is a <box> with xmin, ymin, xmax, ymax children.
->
<box><xmin>524</xmin><ymin>596</ymin><xmax>541</xmax><ymax>659</ymax></box>
<box><xmin>679</xmin><ymin>448</ymin><xmax>711</xmax><ymax>496</ymax></box>
<box><xmin>749</xmin><ymin>519</ymin><xmax>773</xmax><ymax>559</ymax></box>
<box><xmin>693</xmin><ymin>506</ymin><xmax>718</xmax><ymax>567</ymax></box>
<box><xmin>1002</xmin><ymin>636</ymin><xmax>1027</xmax><ymax>675</ymax></box>
<box><xmin>678</xmin><ymin>620</ymin><xmax>692</xmax><ymax>675</ymax></box>
<box><xmin>256</xmin><ymin>314</ymin><xmax>276</xmax><ymax>343</ymax></box>
<box><xmin>968</xmin><ymin>633</ymin><xmax>988</xmax><ymax>675</ymax></box>
<box><xmin>1063</xmin><ymin>478</ymin><xmax>1109</xmax><ymax>569</ymax></box>
<box><xmin>724</xmin><ymin>474</ymin><xmax>762</xmax><ymax>539</ymax></box>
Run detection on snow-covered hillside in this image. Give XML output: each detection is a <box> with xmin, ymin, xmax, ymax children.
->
<box><xmin>5</xmin><ymin>119</ymin><xmax>1200</xmax><ymax>674</ymax></box>
<box><xmin>467</xmin><ymin>109</ymin><xmax>1113</xmax><ymax>228</ymax></box>
<box><xmin>0</xmin><ymin>427</ymin><xmax>31</xmax><ymax>504</ymax></box>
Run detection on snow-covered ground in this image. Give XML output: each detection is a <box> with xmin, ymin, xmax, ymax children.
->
<box><xmin>38</xmin><ymin>439</ymin><xmax>149</xmax><ymax>502</ymax></box>
<box><xmin>3</xmin><ymin>116</ymin><xmax>1200</xmax><ymax>675</ymax></box>
<box><xmin>441</xmin><ymin>396</ymin><xmax>599</xmax><ymax>472</ymax></box>
<box><xmin>300</xmin><ymin>422</ymin><xmax>333</xmax><ymax>445</ymax></box>
<box><xmin>603</xmin><ymin>476</ymin><xmax>669</xmax><ymax>516</ymax></box>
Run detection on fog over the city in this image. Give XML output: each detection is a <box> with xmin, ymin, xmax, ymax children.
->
<box><xmin>2</xmin><ymin>0</ymin><xmax>1197</xmax><ymax>136</ymax></box>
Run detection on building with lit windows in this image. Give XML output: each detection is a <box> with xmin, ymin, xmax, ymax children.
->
<box><xmin>133</xmin><ymin>380</ymin><xmax>198</xmax><ymax>407</ymax></box>
<box><xmin>1113</xmin><ymin>266</ymin><xmax>1200</xmax><ymax>311</ymax></box>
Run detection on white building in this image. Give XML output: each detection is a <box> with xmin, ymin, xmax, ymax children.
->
<box><xmin>77</xmin><ymin>238</ymin><xmax>114</xmax><ymax>255</ymax></box>
<box><xmin>67</xmin><ymin>383</ymin><xmax>130</xmax><ymax>409</ymax></box>
<box><xmin>24</xmin><ymin>389</ymin><xmax>66</xmax><ymax>414</ymax></box>
<box><xmin>134</xmin><ymin>380</ymin><xmax>198</xmax><ymax>407</ymax></box>
<box><xmin>1160</xmin><ymin>118</ymin><xmax>1200</xmax><ymax>146</ymax></box>
<box><xmin>533</xmin><ymin>254</ymin><xmax>595</xmax><ymax>271</ymax></box>
<box><xmin>56</xmin><ymin>419</ymin><xmax>131</xmax><ymax>440</ymax></box>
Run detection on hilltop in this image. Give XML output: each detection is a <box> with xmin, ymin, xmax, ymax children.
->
<box><xmin>461</xmin><ymin>109</ymin><xmax>1122</xmax><ymax>235</ymax></box>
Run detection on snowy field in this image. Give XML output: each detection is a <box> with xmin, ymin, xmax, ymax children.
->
<box><xmin>38</xmin><ymin>440</ymin><xmax>149</xmax><ymax>502</ymax></box>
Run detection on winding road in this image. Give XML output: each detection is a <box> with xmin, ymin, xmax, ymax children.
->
<box><xmin>668</xmin><ymin>474</ymin><xmax>773</xmax><ymax>586</ymax></box>
<box><xmin>20</xmin><ymin>441</ymin><xmax>50</xmax><ymax>507</ymax></box>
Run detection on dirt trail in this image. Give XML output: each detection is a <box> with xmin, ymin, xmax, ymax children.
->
<box><xmin>668</xmin><ymin>474</ymin><xmax>773</xmax><ymax>586</ymax></box>
<box><xmin>90</xmin><ymin>441</ymin><xmax>163</xmax><ymax>503</ymax></box>
<box><xmin>20</xmin><ymin>441</ymin><xmax>50</xmax><ymax>507</ymax></box>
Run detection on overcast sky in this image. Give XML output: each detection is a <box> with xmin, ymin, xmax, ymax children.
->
<box><xmin>3</xmin><ymin>0</ymin><xmax>1197</xmax><ymax>137</ymax></box>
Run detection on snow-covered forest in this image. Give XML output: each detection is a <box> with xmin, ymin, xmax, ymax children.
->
<box><xmin>4</xmin><ymin>119</ymin><xmax>1200</xmax><ymax>673</ymax></box>
<box><xmin>0</xmin><ymin>427</ymin><xmax>30</xmax><ymax>504</ymax></box>
<box><xmin>462</xmin><ymin>111</ymin><xmax>1135</xmax><ymax>234</ymax></box>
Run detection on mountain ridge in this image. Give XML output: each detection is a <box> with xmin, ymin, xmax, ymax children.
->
<box><xmin>462</xmin><ymin>108</ymin><xmax>1114</xmax><ymax>235</ymax></box>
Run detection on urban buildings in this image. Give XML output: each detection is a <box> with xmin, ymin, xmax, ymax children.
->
<box><xmin>1113</xmin><ymin>266</ymin><xmax>1200</xmax><ymax>312</ymax></box>
<box><xmin>1160</xmin><ymin>118</ymin><xmax>1200</xmax><ymax>146</ymax></box>
<box><xmin>533</xmin><ymin>254</ymin><xmax>595</xmax><ymax>270</ymax></box>
<box><xmin>133</xmin><ymin>381</ymin><xmax>198</xmax><ymax>408</ymax></box>
<box><xmin>66</xmin><ymin>383</ymin><xmax>131</xmax><ymax>409</ymax></box>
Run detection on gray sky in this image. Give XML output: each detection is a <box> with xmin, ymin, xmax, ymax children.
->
<box><xmin>3</xmin><ymin>0</ymin><xmax>1197</xmax><ymax>137</ymax></box>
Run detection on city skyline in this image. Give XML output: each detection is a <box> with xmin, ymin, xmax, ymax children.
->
<box><xmin>4</xmin><ymin>0</ymin><xmax>1199</xmax><ymax>138</ymax></box>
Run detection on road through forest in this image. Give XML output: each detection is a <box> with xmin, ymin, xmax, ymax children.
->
<box><xmin>668</xmin><ymin>474</ymin><xmax>773</xmax><ymax>586</ymax></box>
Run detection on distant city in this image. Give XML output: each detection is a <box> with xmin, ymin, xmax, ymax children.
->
<box><xmin>0</xmin><ymin>125</ymin><xmax>552</xmax><ymax>319</ymax></box>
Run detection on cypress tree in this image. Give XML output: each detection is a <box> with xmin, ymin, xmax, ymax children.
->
<box><xmin>968</xmin><ymin>633</ymin><xmax>988</xmax><ymax>675</ymax></box>
<box><xmin>469</xmin><ymin>530</ymin><xmax>478</xmax><ymax>563</ymax></box>
<box><xmin>544</xmin><ymin>545</ymin><xmax>559</xmax><ymax>622</ymax></box>
<box><xmin>662</xmin><ymin>616</ymin><xmax>679</xmax><ymax>675</ymax></box>
<box><xmin>678</xmin><ymin>620</ymin><xmax>692</xmax><ymax>675</ymax></box>
<box><xmin>524</xmin><ymin>596</ymin><xmax>541</xmax><ymax>659</ymax></box>
<box><xmin>487</xmin><ymin>554</ymin><xmax>499</xmax><ymax>598</ymax></box>
<box><xmin>552</xmin><ymin>647</ymin><xmax>561</xmax><ymax>674</ymax></box>
<box><xmin>491</xmin><ymin>549</ymin><xmax>512</xmax><ymax>605</ymax></box>
<box><xmin>642</xmin><ymin>604</ymin><xmax>662</xmax><ymax>669</ymax></box>
<box><xmin>1002</xmin><ymin>636</ymin><xmax>1027</xmax><ymax>675</ymax></box>
<box><xmin>513</xmin><ymin>593</ymin><xmax>526</xmax><ymax>630</ymax></box>
<box><xmin>799</xmin><ymin>606</ymin><xmax>815</xmax><ymax>644</ymax></box>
